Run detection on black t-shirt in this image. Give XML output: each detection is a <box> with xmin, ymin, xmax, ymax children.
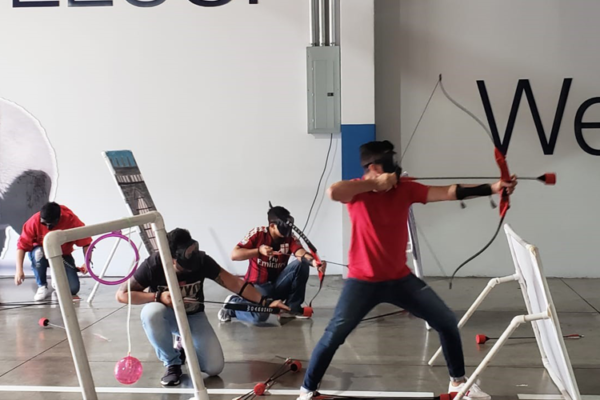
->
<box><xmin>133</xmin><ymin>251</ymin><xmax>221</xmax><ymax>314</ymax></box>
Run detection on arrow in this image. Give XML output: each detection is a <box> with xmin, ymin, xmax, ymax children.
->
<box><xmin>409</xmin><ymin>173</ymin><xmax>556</xmax><ymax>185</ymax></box>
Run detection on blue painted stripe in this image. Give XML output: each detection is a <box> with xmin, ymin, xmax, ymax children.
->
<box><xmin>341</xmin><ymin>124</ymin><xmax>376</xmax><ymax>180</ymax></box>
<box><xmin>105</xmin><ymin>150</ymin><xmax>138</xmax><ymax>168</ymax></box>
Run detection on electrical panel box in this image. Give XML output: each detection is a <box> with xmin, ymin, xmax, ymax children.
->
<box><xmin>307</xmin><ymin>46</ymin><xmax>341</xmax><ymax>134</ymax></box>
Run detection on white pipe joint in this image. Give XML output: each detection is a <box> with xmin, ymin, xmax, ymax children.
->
<box><xmin>44</xmin><ymin>211</ymin><xmax>164</xmax><ymax>256</ymax></box>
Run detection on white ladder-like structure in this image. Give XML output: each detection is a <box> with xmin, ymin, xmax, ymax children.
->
<box><xmin>429</xmin><ymin>224</ymin><xmax>581</xmax><ymax>400</ymax></box>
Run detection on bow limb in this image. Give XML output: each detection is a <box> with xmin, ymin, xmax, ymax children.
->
<box><xmin>494</xmin><ymin>148</ymin><xmax>511</xmax><ymax>218</ymax></box>
<box><xmin>288</xmin><ymin>223</ymin><xmax>324</xmax><ymax>307</ymax></box>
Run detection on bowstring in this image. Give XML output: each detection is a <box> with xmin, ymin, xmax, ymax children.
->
<box><xmin>400</xmin><ymin>78</ymin><xmax>440</xmax><ymax>163</ymax></box>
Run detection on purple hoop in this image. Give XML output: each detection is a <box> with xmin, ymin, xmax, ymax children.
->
<box><xmin>85</xmin><ymin>231</ymin><xmax>140</xmax><ymax>286</ymax></box>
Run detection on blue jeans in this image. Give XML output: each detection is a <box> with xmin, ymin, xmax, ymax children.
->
<box><xmin>140</xmin><ymin>302</ymin><xmax>224</xmax><ymax>375</ymax></box>
<box><xmin>29</xmin><ymin>246</ymin><xmax>80</xmax><ymax>295</ymax></box>
<box><xmin>231</xmin><ymin>260</ymin><xmax>309</xmax><ymax>324</ymax></box>
<box><xmin>302</xmin><ymin>274</ymin><xmax>464</xmax><ymax>391</ymax></box>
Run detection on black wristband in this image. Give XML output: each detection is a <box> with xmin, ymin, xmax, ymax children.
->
<box><xmin>301</xmin><ymin>253</ymin><xmax>312</xmax><ymax>264</ymax></box>
<box><xmin>259</xmin><ymin>296</ymin><xmax>273</xmax><ymax>307</ymax></box>
<box><xmin>154</xmin><ymin>291</ymin><xmax>162</xmax><ymax>303</ymax></box>
<box><xmin>238</xmin><ymin>281</ymin><xmax>253</xmax><ymax>296</ymax></box>
<box><xmin>455</xmin><ymin>184</ymin><xmax>492</xmax><ymax>200</ymax></box>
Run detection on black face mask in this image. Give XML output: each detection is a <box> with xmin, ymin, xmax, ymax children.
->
<box><xmin>363</xmin><ymin>153</ymin><xmax>402</xmax><ymax>176</ymax></box>
<box><xmin>268</xmin><ymin>201</ymin><xmax>295</xmax><ymax>238</ymax></box>
<box><xmin>381</xmin><ymin>155</ymin><xmax>401</xmax><ymax>175</ymax></box>
<box><xmin>174</xmin><ymin>240</ymin><xmax>201</xmax><ymax>270</ymax></box>
<box><xmin>275</xmin><ymin>220</ymin><xmax>293</xmax><ymax>237</ymax></box>
<box><xmin>177</xmin><ymin>252</ymin><xmax>201</xmax><ymax>270</ymax></box>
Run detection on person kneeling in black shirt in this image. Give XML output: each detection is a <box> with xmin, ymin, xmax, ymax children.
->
<box><xmin>116</xmin><ymin>228</ymin><xmax>289</xmax><ymax>387</ymax></box>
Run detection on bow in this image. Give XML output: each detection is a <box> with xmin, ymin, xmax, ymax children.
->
<box><xmin>268</xmin><ymin>201</ymin><xmax>324</xmax><ymax>310</ymax></box>
<box><xmin>287</xmin><ymin>223</ymin><xmax>324</xmax><ymax>309</ymax></box>
<box><xmin>287</xmin><ymin>221</ymin><xmax>325</xmax><ymax>314</ymax></box>
<box><xmin>440</xmin><ymin>73</ymin><xmax>513</xmax><ymax>288</ymax></box>
<box><xmin>402</xmin><ymin>74</ymin><xmax>555</xmax><ymax>288</ymax></box>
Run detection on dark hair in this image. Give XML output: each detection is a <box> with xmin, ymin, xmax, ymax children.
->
<box><xmin>268</xmin><ymin>206</ymin><xmax>290</xmax><ymax>224</ymax></box>
<box><xmin>167</xmin><ymin>228</ymin><xmax>193</xmax><ymax>257</ymax></box>
<box><xmin>40</xmin><ymin>202</ymin><xmax>61</xmax><ymax>223</ymax></box>
<box><xmin>359</xmin><ymin>140</ymin><xmax>396</xmax><ymax>168</ymax></box>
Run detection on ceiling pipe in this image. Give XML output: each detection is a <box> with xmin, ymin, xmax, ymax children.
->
<box><xmin>309</xmin><ymin>0</ymin><xmax>319</xmax><ymax>46</ymax></box>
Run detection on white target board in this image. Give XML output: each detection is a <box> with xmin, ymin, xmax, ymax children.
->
<box><xmin>504</xmin><ymin>224</ymin><xmax>581</xmax><ymax>400</ymax></box>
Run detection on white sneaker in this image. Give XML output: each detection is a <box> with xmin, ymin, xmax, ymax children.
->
<box><xmin>296</xmin><ymin>388</ymin><xmax>315</xmax><ymax>400</ymax></box>
<box><xmin>449</xmin><ymin>379</ymin><xmax>491</xmax><ymax>400</ymax></box>
<box><xmin>34</xmin><ymin>286</ymin><xmax>50</xmax><ymax>301</ymax></box>
<box><xmin>50</xmin><ymin>268</ymin><xmax>57</xmax><ymax>289</ymax></box>
<box><xmin>218</xmin><ymin>294</ymin><xmax>236</xmax><ymax>322</ymax></box>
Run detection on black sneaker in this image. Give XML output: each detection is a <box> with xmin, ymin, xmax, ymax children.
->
<box><xmin>160</xmin><ymin>364</ymin><xmax>182</xmax><ymax>387</ymax></box>
<box><xmin>179</xmin><ymin>346</ymin><xmax>186</xmax><ymax>365</ymax></box>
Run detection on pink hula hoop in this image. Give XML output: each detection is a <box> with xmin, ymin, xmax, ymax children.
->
<box><xmin>85</xmin><ymin>231</ymin><xmax>140</xmax><ymax>286</ymax></box>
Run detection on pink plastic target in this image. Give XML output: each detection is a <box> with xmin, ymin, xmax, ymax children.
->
<box><xmin>114</xmin><ymin>355</ymin><xmax>143</xmax><ymax>385</ymax></box>
<box><xmin>85</xmin><ymin>231</ymin><xmax>140</xmax><ymax>286</ymax></box>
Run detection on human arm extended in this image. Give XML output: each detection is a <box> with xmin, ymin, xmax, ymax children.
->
<box><xmin>425</xmin><ymin>175</ymin><xmax>517</xmax><ymax>203</ymax></box>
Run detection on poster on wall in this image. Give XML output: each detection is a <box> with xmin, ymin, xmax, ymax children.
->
<box><xmin>0</xmin><ymin>98</ymin><xmax>58</xmax><ymax>276</ymax></box>
<box><xmin>103</xmin><ymin>150</ymin><xmax>158</xmax><ymax>255</ymax></box>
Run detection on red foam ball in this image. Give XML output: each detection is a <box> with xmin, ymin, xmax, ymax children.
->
<box><xmin>291</xmin><ymin>360</ymin><xmax>302</xmax><ymax>372</ymax></box>
<box><xmin>476</xmin><ymin>334</ymin><xmax>488</xmax><ymax>344</ymax></box>
<box><xmin>254</xmin><ymin>382</ymin><xmax>267</xmax><ymax>396</ymax></box>
<box><xmin>114</xmin><ymin>356</ymin><xmax>143</xmax><ymax>385</ymax></box>
<box><xmin>39</xmin><ymin>318</ymin><xmax>49</xmax><ymax>327</ymax></box>
<box><xmin>303</xmin><ymin>307</ymin><xmax>313</xmax><ymax>317</ymax></box>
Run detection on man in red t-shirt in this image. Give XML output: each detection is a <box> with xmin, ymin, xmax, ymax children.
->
<box><xmin>14</xmin><ymin>202</ymin><xmax>92</xmax><ymax>301</ymax></box>
<box><xmin>298</xmin><ymin>141</ymin><xmax>517</xmax><ymax>400</ymax></box>
<box><xmin>218</xmin><ymin>205</ymin><xmax>326</xmax><ymax>324</ymax></box>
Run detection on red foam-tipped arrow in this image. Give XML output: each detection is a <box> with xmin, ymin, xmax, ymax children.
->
<box><xmin>477</xmin><ymin>333</ymin><xmax>583</xmax><ymax>344</ymax></box>
<box><xmin>408</xmin><ymin>174</ymin><xmax>556</xmax><ymax>185</ymax></box>
<box><xmin>537</xmin><ymin>173</ymin><xmax>556</xmax><ymax>185</ymax></box>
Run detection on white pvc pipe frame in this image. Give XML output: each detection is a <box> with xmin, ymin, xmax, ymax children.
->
<box><xmin>453</xmin><ymin>311</ymin><xmax>550</xmax><ymax>400</ymax></box>
<box><xmin>43</xmin><ymin>211</ymin><xmax>207</xmax><ymax>400</ymax></box>
<box><xmin>427</xmin><ymin>273</ymin><xmax>519</xmax><ymax>365</ymax></box>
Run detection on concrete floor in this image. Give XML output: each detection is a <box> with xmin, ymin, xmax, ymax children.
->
<box><xmin>0</xmin><ymin>275</ymin><xmax>598</xmax><ymax>400</ymax></box>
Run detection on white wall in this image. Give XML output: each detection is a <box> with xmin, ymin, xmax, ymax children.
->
<box><xmin>0</xmin><ymin>0</ymin><xmax>360</xmax><ymax>277</ymax></box>
<box><xmin>378</xmin><ymin>0</ymin><xmax>600</xmax><ymax>278</ymax></box>
<box><xmin>341</xmin><ymin>0</ymin><xmax>374</xmax><ymax>125</ymax></box>
<box><xmin>339</xmin><ymin>0</ymin><xmax>375</xmax><ymax>277</ymax></box>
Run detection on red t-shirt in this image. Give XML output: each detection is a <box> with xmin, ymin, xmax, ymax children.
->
<box><xmin>237</xmin><ymin>227</ymin><xmax>304</xmax><ymax>285</ymax></box>
<box><xmin>17</xmin><ymin>205</ymin><xmax>93</xmax><ymax>256</ymax></box>
<box><xmin>345</xmin><ymin>178</ymin><xmax>429</xmax><ymax>282</ymax></box>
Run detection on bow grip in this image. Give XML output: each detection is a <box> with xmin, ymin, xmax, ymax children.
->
<box><xmin>310</xmin><ymin>250</ymin><xmax>322</xmax><ymax>267</ymax></box>
<box><xmin>494</xmin><ymin>148</ymin><xmax>510</xmax><ymax>182</ymax></box>
<box><xmin>494</xmin><ymin>148</ymin><xmax>511</xmax><ymax>217</ymax></box>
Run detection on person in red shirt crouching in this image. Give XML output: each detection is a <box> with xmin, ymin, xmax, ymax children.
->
<box><xmin>297</xmin><ymin>141</ymin><xmax>517</xmax><ymax>400</ymax></box>
<box><xmin>14</xmin><ymin>202</ymin><xmax>92</xmax><ymax>301</ymax></box>
<box><xmin>218</xmin><ymin>205</ymin><xmax>326</xmax><ymax>324</ymax></box>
